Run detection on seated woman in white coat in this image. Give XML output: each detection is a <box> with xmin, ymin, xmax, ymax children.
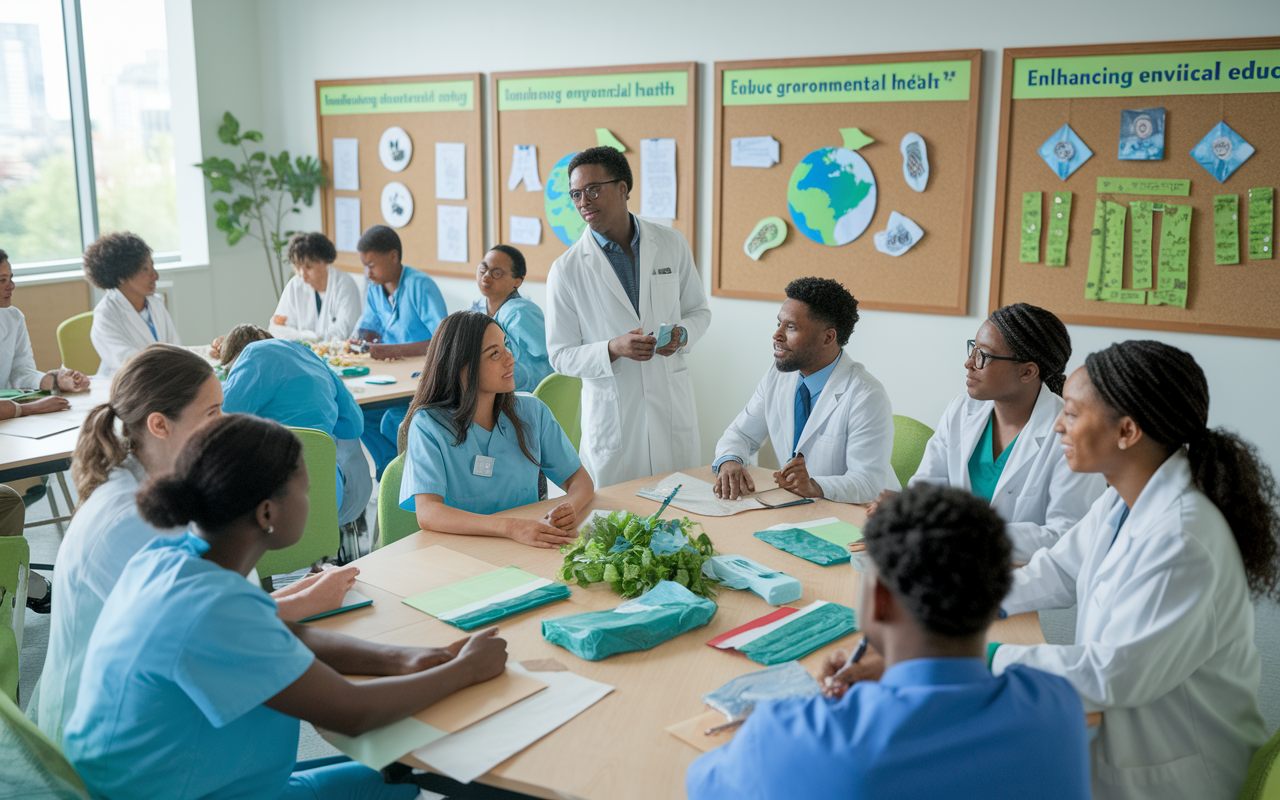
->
<box><xmin>268</xmin><ymin>232</ymin><xmax>362</xmax><ymax>342</ymax></box>
<box><xmin>713</xmin><ymin>277</ymin><xmax>897</xmax><ymax>504</ymax></box>
<box><xmin>874</xmin><ymin>303</ymin><xmax>1105</xmax><ymax>561</ymax></box>
<box><xmin>83</xmin><ymin>232</ymin><xmax>182</xmax><ymax>377</ymax></box>
<box><xmin>471</xmin><ymin>244</ymin><xmax>553</xmax><ymax>393</ymax></box>
<box><xmin>988</xmin><ymin>341</ymin><xmax>1278</xmax><ymax>800</ymax></box>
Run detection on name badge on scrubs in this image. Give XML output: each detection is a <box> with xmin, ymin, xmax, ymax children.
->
<box><xmin>473</xmin><ymin>455</ymin><xmax>495</xmax><ymax>477</ymax></box>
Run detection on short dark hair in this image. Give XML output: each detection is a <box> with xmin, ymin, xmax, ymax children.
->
<box><xmin>219</xmin><ymin>324</ymin><xmax>272</xmax><ymax>367</ymax></box>
<box><xmin>0</xmin><ymin>249</ymin><xmax>8</xmax><ymax>263</ymax></box>
<box><xmin>567</xmin><ymin>146</ymin><xmax>633</xmax><ymax>197</ymax></box>
<box><xmin>82</xmin><ymin>232</ymin><xmax>152</xmax><ymax>290</ymax></box>
<box><xmin>784</xmin><ymin>277</ymin><xmax>859</xmax><ymax>347</ymax></box>
<box><xmin>863</xmin><ymin>484</ymin><xmax>1012</xmax><ymax>637</ymax></box>
<box><xmin>357</xmin><ymin>225</ymin><xmax>401</xmax><ymax>260</ymax></box>
<box><xmin>287</xmin><ymin>232</ymin><xmax>337</xmax><ymax>266</ymax></box>
<box><xmin>489</xmin><ymin>244</ymin><xmax>527</xmax><ymax>280</ymax></box>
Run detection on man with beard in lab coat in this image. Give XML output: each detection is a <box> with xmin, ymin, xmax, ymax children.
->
<box><xmin>546</xmin><ymin>146</ymin><xmax>711</xmax><ymax>488</ymax></box>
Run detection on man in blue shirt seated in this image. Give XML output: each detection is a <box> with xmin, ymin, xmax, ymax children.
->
<box><xmin>687</xmin><ymin>484</ymin><xmax>1091</xmax><ymax>800</ymax></box>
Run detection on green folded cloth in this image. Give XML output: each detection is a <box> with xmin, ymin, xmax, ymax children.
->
<box><xmin>754</xmin><ymin>528</ymin><xmax>851</xmax><ymax>566</ymax></box>
<box><xmin>542</xmin><ymin>581</ymin><xmax>717</xmax><ymax>661</ymax></box>
<box><xmin>738</xmin><ymin>602</ymin><xmax>858</xmax><ymax>666</ymax></box>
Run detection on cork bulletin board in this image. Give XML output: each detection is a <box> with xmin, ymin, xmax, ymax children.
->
<box><xmin>315</xmin><ymin>73</ymin><xmax>483</xmax><ymax>279</ymax></box>
<box><xmin>989</xmin><ymin>38</ymin><xmax>1280</xmax><ymax>339</ymax></box>
<box><xmin>711</xmin><ymin>50</ymin><xmax>983</xmax><ymax>315</ymax></box>
<box><xmin>490</xmin><ymin>63</ymin><xmax>698</xmax><ymax>282</ymax></box>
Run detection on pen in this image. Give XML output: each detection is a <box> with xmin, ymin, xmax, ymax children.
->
<box><xmin>842</xmin><ymin>636</ymin><xmax>869</xmax><ymax>672</ymax></box>
<box><xmin>704</xmin><ymin>718</ymin><xmax>747</xmax><ymax>736</ymax></box>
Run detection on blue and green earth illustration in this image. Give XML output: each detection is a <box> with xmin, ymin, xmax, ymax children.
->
<box><xmin>545</xmin><ymin>152</ymin><xmax>587</xmax><ymax>246</ymax></box>
<box><xmin>787</xmin><ymin>147</ymin><xmax>877</xmax><ymax>246</ymax></box>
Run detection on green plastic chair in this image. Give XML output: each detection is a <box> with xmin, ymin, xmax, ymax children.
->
<box><xmin>0</xmin><ymin>536</ymin><xmax>30</xmax><ymax>703</ymax></box>
<box><xmin>375</xmin><ymin>452</ymin><xmax>421</xmax><ymax>550</ymax></box>
<box><xmin>0</xmin><ymin>687</ymin><xmax>90</xmax><ymax>799</ymax></box>
<box><xmin>533</xmin><ymin>373</ymin><xmax>583</xmax><ymax>451</ymax></box>
<box><xmin>55</xmin><ymin>312</ymin><xmax>99</xmax><ymax>376</ymax></box>
<box><xmin>254</xmin><ymin>428</ymin><xmax>341</xmax><ymax>583</ymax></box>
<box><xmin>891</xmin><ymin>415</ymin><xmax>935</xmax><ymax>488</ymax></box>
<box><xmin>1240</xmin><ymin>727</ymin><xmax>1280</xmax><ymax>800</ymax></box>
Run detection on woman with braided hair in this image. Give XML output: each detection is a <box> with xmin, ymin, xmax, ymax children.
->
<box><xmin>872</xmin><ymin>303</ymin><xmax>1105</xmax><ymax>560</ymax></box>
<box><xmin>989</xmin><ymin>340</ymin><xmax>1278</xmax><ymax>800</ymax></box>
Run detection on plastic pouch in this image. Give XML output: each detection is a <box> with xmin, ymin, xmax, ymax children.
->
<box><xmin>702</xmin><ymin>555</ymin><xmax>802</xmax><ymax>605</ymax></box>
<box><xmin>701</xmin><ymin>661</ymin><xmax>822</xmax><ymax>719</ymax></box>
<box><xmin>753</xmin><ymin>528</ymin><xmax>850</xmax><ymax>566</ymax></box>
<box><xmin>542</xmin><ymin>581</ymin><xmax>717</xmax><ymax>661</ymax></box>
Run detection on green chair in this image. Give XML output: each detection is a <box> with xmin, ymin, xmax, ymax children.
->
<box><xmin>0</xmin><ymin>535</ymin><xmax>30</xmax><ymax>703</ymax></box>
<box><xmin>1240</xmin><ymin>726</ymin><xmax>1280</xmax><ymax>800</ymax></box>
<box><xmin>891</xmin><ymin>415</ymin><xmax>935</xmax><ymax>488</ymax></box>
<box><xmin>375</xmin><ymin>452</ymin><xmax>420</xmax><ymax>550</ymax></box>
<box><xmin>533</xmin><ymin>373</ymin><xmax>583</xmax><ymax>450</ymax></box>
<box><xmin>254</xmin><ymin>428</ymin><xmax>341</xmax><ymax>585</ymax></box>
<box><xmin>0</xmin><ymin>687</ymin><xmax>90</xmax><ymax>799</ymax></box>
<box><xmin>55</xmin><ymin>312</ymin><xmax>99</xmax><ymax>376</ymax></box>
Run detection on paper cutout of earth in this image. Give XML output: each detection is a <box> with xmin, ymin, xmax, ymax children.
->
<box><xmin>544</xmin><ymin>152</ymin><xmax>587</xmax><ymax>246</ymax></box>
<box><xmin>787</xmin><ymin>147</ymin><xmax>877</xmax><ymax>246</ymax></box>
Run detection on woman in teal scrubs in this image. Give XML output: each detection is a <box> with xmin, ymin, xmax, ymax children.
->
<box><xmin>470</xmin><ymin>244</ymin><xmax>553</xmax><ymax>393</ymax></box>
<box><xmin>398</xmin><ymin>311</ymin><xmax>594</xmax><ymax>549</ymax></box>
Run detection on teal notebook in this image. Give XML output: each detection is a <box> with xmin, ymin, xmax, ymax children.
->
<box><xmin>298</xmin><ymin>590</ymin><xmax>373</xmax><ymax>623</ymax></box>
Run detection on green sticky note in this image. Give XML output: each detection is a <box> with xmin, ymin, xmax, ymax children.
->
<box><xmin>595</xmin><ymin>128</ymin><xmax>626</xmax><ymax>152</ymax></box>
<box><xmin>1154</xmin><ymin>203</ymin><xmax>1192</xmax><ymax>308</ymax></box>
<box><xmin>1130</xmin><ymin>201</ymin><xmax>1155</xmax><ymax>290</ymax></box>
<box><xmin>1020</xmin><ymin>192</ymin><xmax>1042</xmax><ymax>263</ymax></box>
<box><xmin>1147</xmin><ymin>289</ymin><xmax>1188</xmax><ymax>309</ymax></box>
<box><xmin>1100</xmin><ymin>201</ymin><xmax>1127</xmax><ymax>302</ymax></box>
<box><xmin>806</xmin><ymin>521</ymin><xmax>863</xmax><ymax>547</ymax></box>
<box><xmin>322</xmin><ymin>716</ymin><xmax>448</xmax><ymax>771</ymax></box>
<box><xmin>1096</xmin><ymin>177</ymin><xmax>1191</xmax><ymax>196</ymax></box>
<box><xmin>1249</xmin><ymin>187</ymin><xmax>1274</xmax><ymax>260</ymax></box>
<box><xmin>1214</xmin><ymin>195</ymin><xmax>1239</xmax><ymax>265</ymax></box>
<box><xmin>1085</xmin><ymin>199</ymin><xmax>1106</xmax><ymax>300</ymax></box>
<box><xmin>839</xmin><ymin>127</ymin><xmax>875</xmax><ymax>150</ymax></box>
<box><xmin>402</xmin><ymin>566</ymin><xmax>544</xmax><ymax>616</ymax></box>
<box><xmin>1046</xmin><ymin>192</ymin><xmax>1072</xmax><ymax>266</ymax></box>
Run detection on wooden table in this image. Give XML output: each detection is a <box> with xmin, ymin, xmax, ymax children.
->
<box><xmin>338</xmin><ymin>354</ymin><xmax>423</xmax><ymax>410</ymax></box>
<box><xmin>316</xmin><ymin>465</ymin><xmax>1047</xmax><ymax>800</ymax></box>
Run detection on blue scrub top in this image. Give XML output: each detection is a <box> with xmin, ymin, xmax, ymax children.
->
<box><xmin>63</xmin><ymin>532</ymin><xmax>315</xmax><ymax>800</ymax></box>
<box><xmin>400</xmin><ymin>394</ymin><xmax>581</xmax><ymax>515</ymax></box>
<box><xmin>687</xmin><ymin>658</ymin><xmax>1090</xmax><ymax>800</ymax></box>
<box><xmin>968</xmin><ymin>413</ymin><xmax>1018</xmax><ymax>503</ymax></box>
<box><xmin>222</xmin><ymin>339</ymin><xmax>363</xmax><ymax>440</ymax></box>
<box><xmin>357</xmin><ymin>264</ymin><xmax>447</xmax><ymax>345</ymax></box>
<box><xmin>472</xmin><ymin>293</ymin><xmax>554</xmax><ymax>393</ymax></box>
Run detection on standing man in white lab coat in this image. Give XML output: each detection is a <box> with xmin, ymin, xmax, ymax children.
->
<box><xmin>546</xmin><ymin>146</ymin><xmax>711</xmax><ymax>488</ymax></box>
<box><xmin>712</xmin><ymin>278</ymin><xmax>897</xmax><ymax>504</ymax></box>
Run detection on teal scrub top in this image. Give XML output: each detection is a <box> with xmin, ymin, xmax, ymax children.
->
<box><xmin>399</xmin><ymin>394</ymin><xmax>581</xmax><ymax>515</ymax></box>
<box><xmin>472</xmin><ymin>293</ymin><xmax>554</xmax><ymax>394</ymax></box>
<box><xmin>968</xmin><ymin>414</ymin><xmax>1018</xmax><ymax>503</ymax></box>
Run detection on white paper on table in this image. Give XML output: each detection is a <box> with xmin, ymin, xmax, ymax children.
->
<box><xmin>0</xmin><ymin>411</ymin><xmax>86</xmax><ymax>439</ymax></box>
<box><xmin>320</xmin><ymin>716</ymin><xmax>448</xmax><ymax>771</ymax></box>
<box><xmin>332</xmin><ymin>138</ymin><xmax>359</xmax><ymax>191</ymax></box>
<box><xmin>437</xmin><ymin>205</ymin><xmax>469</xmax><ymax>263</ymax></box>
<box><xmin>636</xmin><ymin>471</ymin><xmax>764</xmax><ymax>517</ymax></box>
<box><xmin>508</xmin><ymin>216</ymin><xmax>542</xmax><ymax>246</ymax></box>
<box><xmin>334</xmin><ymin>197</ymin><xmax>361</xmax><ymax>252</ymax></box>
<box><xmin>639</xmin><ymin>138</ymin><xmax>677</xmax><ymax>220</ymax></box>
<box><xmin>435</xmin><ymin>142</ymin><xmax>466</xmax><ymax>200</ymax></box>
<box><xmin>412</xmin><ymin>664</ymin><xmax>614</xmax><ymax>785</ymax></box>
<box><xmin>730</xmin><ymin>136</ymin><xmax>781</xmax><ymax>168</ymax></box>
<box><xmin>507</xmin><ymin>145</ymin><xmax>543</xmax><ymax>192</ymax></box>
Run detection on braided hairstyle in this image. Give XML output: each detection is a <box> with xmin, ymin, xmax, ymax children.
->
<box><xmin>988</xmin><ymin>303</ymin><xmax>1072</xmax><ymax>395</ymax></box>
<box><xmin>1085</xmin><ymin>340</ymin><xmax>1280</xmax><ymax>600</ymax></box>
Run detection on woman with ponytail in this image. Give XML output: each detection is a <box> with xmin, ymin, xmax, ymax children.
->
<box><xmin>873</xmin><ymin>303</ymin><xmax>1105</xmax><ymax>560</ymax></box>
<box><xmin>62</xmin><ymin>415</ymin><xmax>506</xmax><ymax>800</ymax></box>
<box><xmin>988</xmin><ymin>341</ymin><xmax>1278</xmax><ymax>800</ymax></box>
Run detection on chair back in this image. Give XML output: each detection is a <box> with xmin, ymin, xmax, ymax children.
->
<box><xmin>0</xmin><ymin>536</ymin><xmax>30</xmax><ymax>701</ymax></box>
<box><xmin>55</xmin><ymin>313</ymin><xmax>99</xmax><ymax>376</ymax></box>
<box><xmin>1239</xmin><ymin>726</ymin><xmax>1280</xmax><ymax>800</ymax></box>
<box><xmin>254</xmin><ymin>428</ymin><xmax>341</xmax><ymax>579</ymax></box>
<box><xmin>533</xmin><ymin>373</ymin><xmax>583</xmax><ymax>450</ymax></box>
<box><xmin>376</xmin><ymin>452</ymin><xmax>420</xmax><ymax>550</ymax></box>
<box><xmin>0</xmin><ymin>688</ymin><xmax>90</xmax><ymax>799</ymax></box>
<box><xmin>891</xmin><ymin>414</ymin><xmax>935</xmax><ymax>487</ymax></box>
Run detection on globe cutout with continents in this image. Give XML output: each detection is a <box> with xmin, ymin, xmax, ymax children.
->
<box><xmin>545</xmin><ymin>152</ymin><xmax>588</xmax><ymax>246</ymax></box>
<box><xmin>787</xmin><ymin>147</ymin><xmax>877</xmax><ymax>246</ymax></box>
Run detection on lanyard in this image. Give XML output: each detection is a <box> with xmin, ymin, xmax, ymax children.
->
<box><xmin>140</xmin><ymin>303</ymin><xmax>158</xmax><ymax>340</ymax></box>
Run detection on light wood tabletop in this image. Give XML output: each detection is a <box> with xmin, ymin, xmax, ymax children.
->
<box><xmin>315</xmin><ymin>464</ymin><xmax>1047</xmax><ymax>800</ymax></box>
<box><xmin>338</xmin><ymin>354</ymin><xmax>424</xmax><ymax>407</ymax></box>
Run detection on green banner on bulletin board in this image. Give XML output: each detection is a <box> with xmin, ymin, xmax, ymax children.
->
<box><xmin>319</xmin><ymin>81</ymin><xmax>475</xmax><ymax>115</ymax></box>
<box><xmin>496</xmin><ymin>71</ymin><xmax>689</xmax><ymax>111</ymax></box>
<box><xmin>1012</xmin><ymin>49</ymin><xmax>1280</xmax><ymax>99</ymax></box>
<box><xmin>722</xmin><ymin>61</ymin><xmax>971</xmax><ymax>105</ymax></box>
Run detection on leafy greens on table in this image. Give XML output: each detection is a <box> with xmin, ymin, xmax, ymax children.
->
<box><xmin>557</xmin><ymin>509</ymin><xmax>719</xmax><ymax>600</ymax></box>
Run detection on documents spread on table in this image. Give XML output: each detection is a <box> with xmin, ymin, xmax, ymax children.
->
<box><xmin>637</xmin><ymin>472</ymin><xmax>764</xmax><ymax>516</ymax></box>
<box><xmin>0</xmin><ymin>408</ymin><xmax>88</xmax><ymax>439</ymax></box>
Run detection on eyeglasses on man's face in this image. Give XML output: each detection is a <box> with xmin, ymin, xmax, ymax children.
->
<box><xmin>966</xmin><ymin>339</ymin><xmax>1025</xmax><ymax>370</ymax></box>
<box><xmin>568</xmin><ymin>178</ymin><xmax>623</xmax><ymax>204</ymax></box>
<box><xmin>477</xmin><ymin>263</ymin><xmax>508</xmax><ymax>280</ymax></box>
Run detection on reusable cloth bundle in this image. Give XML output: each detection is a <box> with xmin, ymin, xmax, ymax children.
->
<box><xmin>403</xmin><ymin>566</ymin><xmax>571</xmax><ymax>630</ymax></box>
<box><xmin>542</xmin><ymin>580</ymin><xmax>717</xmax><ymax>661</ymax></box>
<box><xmin>701</xmin><ymin>555</ymin><xmax>802</xmax><ymax>605</ymax></box>
<box><xmin>701</xmin><ymin>661</ymin><xmax>822</xmax><ymax>719</ymax></box>
<box><xmin>753</xmin><ymin>519</ymin><xmax>862</xmax><ymax>566</ymax></box>
<box><xmin>707</xmin><ymin>601</ymin><xmax>857</xmax><ymax>666</ymax></box>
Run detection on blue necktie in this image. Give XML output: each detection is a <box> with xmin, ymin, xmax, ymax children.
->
<box><xmin>793</xmin><ymin>380</ymin><xmax>811</xmax><ymax>456</ymax></box>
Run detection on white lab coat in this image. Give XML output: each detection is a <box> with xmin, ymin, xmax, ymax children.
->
<box><xmin>994</xmin><ymin>450</ymin><xmax>1265</xmax><ymax>800</ymax></box>
<box><xmin>909</xmin><ymin>384</ymin><xmax>1106</xmax><ymax>560</ymax></box>
<box><xmin>90</xmin><ymin>289</ymin><xmax>181</xmax><ymax>378</ymax></box>
<box><xmin>713</xmin><ymin>353</ymin><xmax>898</xmax><ymax>504</ymax></box>
<box><xmin>546</xmin><ymin>217</ymin><xmax>712</xmax><ymax>487</ymax></box>
<box><xmin>0</xmin><ymin>306</ymin><xmax>46</xmax><ymax>390</ymax></box>
<box><xmin>267</xmin><ymin>266</ymin><xmax>363</xmax><ymax>341</ymax></box>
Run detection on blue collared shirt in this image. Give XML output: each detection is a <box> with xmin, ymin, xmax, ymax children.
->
<box><xmin>590</xmin><ymin>214</ymin><xmax>641</xmax><ymax>314</ymax></box>
<box><xmin>687</xmin><ymin>657</ymin><xmax>1090</xmax><ymax>800</ymax></box>
<box><xmin>356</xmin><ymin>264</ymin><xmax>447</xmax><ymax>345</ymax></box>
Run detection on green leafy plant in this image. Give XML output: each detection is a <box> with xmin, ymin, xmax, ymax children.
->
<box><xmin>195</xmin><ymin>112</ymin><xmax>327</xmax><ymax>298</ymax></box>
<box><xmin>557</xmin><ymin>509</ymin><xmax>719</xmax><ymax>600</ymax></box>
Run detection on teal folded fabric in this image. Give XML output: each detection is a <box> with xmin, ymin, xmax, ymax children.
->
<box><xmin>446</xmin><ymin>583</ymin><xmax>572</xmax><ymax>631</ymax></box>
<box><xmin>753</xmin><ymin>528</ymin><xmax>851</xmax><ymax>566</ymax></box>
<box><xmin>542</xmin><ymin>581</ymin><xmax>717</xmax><ymax>661</ymax></box>
<box><xmin>737</xmin><ymin>602</ymin><xmax>858</xmax><ymax>666</ymax></box>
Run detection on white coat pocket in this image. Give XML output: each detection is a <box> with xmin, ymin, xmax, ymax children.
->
<box><xmin>1092</xmin><ymin>750</ymin><xmax>1213</xmax><ymax>799</ymax></box>
<box><xmin>651</xmin><ymin>273</ymin><xmax>681</xmax><ymax>320</ymax></box>
<box><xmin>811</xmin><ymin>433</ymin><xmax>847</xmax><ymax>476</ymax></box>
<box><xmin>581</xmin><ymin>381</ymin><xmax>622</xmax><ymax>455</ymax></box>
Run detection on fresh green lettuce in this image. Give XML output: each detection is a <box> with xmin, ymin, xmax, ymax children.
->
<box><xmin>557</xmin><ymin>510</ymin><xmax>718</xmax><ymax>599</ymax></box>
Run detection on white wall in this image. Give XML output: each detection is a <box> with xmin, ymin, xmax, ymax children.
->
<box><xmin>191</xmin><ymin>0</ymin><xmax>1280</xmax><ymax>728</ymax></box>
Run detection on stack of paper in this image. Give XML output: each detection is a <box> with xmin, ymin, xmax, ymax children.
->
<box><xmin>637</xmin><ymin>472</ymin><xmax>763</xmax><ymax>517</ymax></box>
<box><xmin>403</xmin><ymin>566</ymin><xmax>570</xmax><ymax>630</ymax></box>
<box><xmin>707</xmin><ymin>600</ymin><xmax>857</xmax><ymax>666</ymax></box>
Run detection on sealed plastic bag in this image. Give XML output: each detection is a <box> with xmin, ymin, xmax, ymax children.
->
<box><xmin>753</xmin><ymin>528</ymin><xmax>850</xmax><ymax>566</ymax></box>
<box><xmin>702</xmin><ymin>555</ymin><xmax>802</xmax><ymax>605</ymax></box>
<box><xmin>701</xmin><ymin>661</ymin><xmax>822</xmax><ymax>719</ymax></box>
<box><xmin>542</xmin><ymin>581</ymin><xmax>717</xmax><ymax>661</ymax></box>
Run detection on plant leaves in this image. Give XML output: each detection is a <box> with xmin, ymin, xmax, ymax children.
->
<box><xmin>558</xmin><ymin>511</ymin><xmax>718</xmax><ymax>600</ymax></box>
<box><xmin>242</xmin><ymin>130</ymin><xmax>263</xmax><ymax>142</ymax></box>
<box><xmin>217</xmin><ymin>112</ymin><xmax>240</xmax><ymax>145</ymax></box>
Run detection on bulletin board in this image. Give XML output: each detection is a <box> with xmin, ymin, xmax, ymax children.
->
<box><xmin>490</xmin><ymin>62</ymin><xmax>698</xmax><ymax>282</ymax></box>
<box><xmin>989</xmin><ymin>38</ymin><xmax>1280</xmax><ymax>340</ymax></box>
<box><xmin>711</xmin><ymin>50</ymin><xmax>983</xmax><ymax>315</ymax></box>
<box><xmin>315</xmin><ymin>73</ymin><xmax>483</xmax><ymax>279</ymax></box>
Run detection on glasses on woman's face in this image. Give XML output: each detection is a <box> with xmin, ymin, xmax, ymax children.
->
<box><xmin>568</xmin><ymin>178</ymin><xmax>623</xmax><ymax>204</ymax></box>
<box><xmin>966</xmin><ymin>339</ymin><xmax>1025</xmax><ymax>370</ymax></box>
<box><xmin>477</xmin><ymin>263</ymin><xmax>507</xmax><ymax>281</ymax></box>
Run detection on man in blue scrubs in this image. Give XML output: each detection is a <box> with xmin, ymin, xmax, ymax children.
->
<box><xmin>687</xmin><ymin>484</ymin><xmax>1091</xmax><ymax>800</ymax></box>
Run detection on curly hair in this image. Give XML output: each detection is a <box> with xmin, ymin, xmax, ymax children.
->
<box><xmin>784</xmin><ymin>277</ymin><xmax>859</xmax><ymax>347</ymax></box>
<box><xmin>356</xmin><ymin>225</ymin><xmax>401</xmax><ymax>259</ymax></box>
<box><xmin>82</xmin><ymin>232</ymin><xmax>152</xmax><ymax>290</ymax></box>
<box><xmin>1085</xmin><ymin>340</ymin><xmax>1280</xmax><ymax>600</ymax></box>
<box><xmin>863</xmin><ymin>484</ymin><xmax>1012</xmax><ymax>637</ymax></box>
<box><xmin>287</xmin><ymin>232</ymin><xmax>337</xmax><ymax>267</ymax></box>
<box><xmin>988</xmin><ymin>303</ymin><xmax>1072</xmax><ymax>395</ymax></box>
<box><xmin>567</xmin><ymin>146</ymin><xmax>634</xmax><ymax>196</ymax></box>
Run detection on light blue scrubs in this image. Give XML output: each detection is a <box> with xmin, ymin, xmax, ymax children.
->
<box><xmin>399</xmin><ymin>394</ymin><xmax>580</xmax><ymax>515</ymax></box>
<box><xmin>472</xmin><ymin>292</ymin><xmax>554</xmax><ymax>393</ymax></box>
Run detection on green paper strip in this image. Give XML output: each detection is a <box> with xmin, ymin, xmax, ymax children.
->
<box><xmin>806</xmin><ymin>521</ymin><xmax>863</xmax><ymax>546</ymax></box>
<box><xmin>1100</xmin><ymin>201</ymin><xmax>1128</xmax><ymax>302</ymax></box>
<box><xmin>445</xmin><ymin>583</ymin><xmax>571</xmax><ymax>631</ymax></box>
<box><xmin>839</xmin><ymin>127</ymin><xmax>875</xmax><ymax>150</ymax></box>
<box><xmin>1155</xmin><ymin>203</ymin><xmax>1192</xmax><ymax>308</ymax></box>
<box><xmin>1096</xmin><ymin>177</ymin><xmax>1191</xmax><ymax>196</ymax></box>
<box><xmin>737</xmin><ymin>603</ymin><xmax>858</xmax><ymax>666</ymax></box>
<box><xmin>1148</xmin><ymin>289</ymin><xmax>1188</xmax><ymax>309</ymax></box>
<box><xmin>1249</xmin><ymin>187</ymin><xmax>1274</xmax><ymax>260</ymax></box>
<box><xmin>1085</xmin><ymin>199</ymin><xmax>1106</xmax><ymax>300</ymax></box>
<box><xmin>1046</xmin><ymin>192</ymin><xmax>1072</xmax><ymax>266</ymax></box>
<box><xmin>1108</xmin><ymin>290</ymin><xmax>1148</xmax><ymax>304</ymax></box>
<box><xmin>402</xmin><ymin>566</ymin><xmax>544</xmax><ymax>616</ymax></box>
<box><xmin>1130</xmin><ymin>201</ymin><xmax>1155</xmax><ymax>289</ymax></box>
<box><xmin>1214</xmin><ymin>195</ymin><xmax>1239</xmax><ymax>265</ymax></box>
<box><xmin>1020</xmin><ymin>192</ymin><xmax>1042</xmax><ymax>263</ymax></box>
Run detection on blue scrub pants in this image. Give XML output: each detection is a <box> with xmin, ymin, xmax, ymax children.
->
<box><xmin>279</xmin><ymin>757</ymin><xmax>417</xmax><ymax>800</ymax></box>
<box><xmin>361</xmin><ymin>401</ymin><xmax>409</xmax><ymax>479</ymax></box>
